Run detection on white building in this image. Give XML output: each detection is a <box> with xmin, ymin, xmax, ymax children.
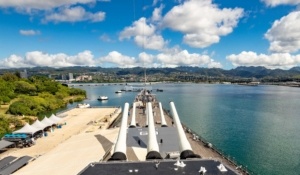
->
<box><xmin>69</xmin><ymin>73</ymin><xmax>74</xmax><ymax>81</ymax></box>
<box><xmin>75</xmin><ymin>75</ymin><xmax>92</xmax><ymax>81</ymax></box>
<box><xmin>20</xmin><ymin>69</ymin><xmax>28</xmax><ymax>79</ymax></box>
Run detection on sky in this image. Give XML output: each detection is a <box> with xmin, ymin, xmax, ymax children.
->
<box><xmin>1</xmin><ymin>0</ymin><xmax>300</xmax><ymax>70</ymax></box>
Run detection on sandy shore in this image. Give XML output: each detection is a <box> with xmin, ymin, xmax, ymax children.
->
<box><xmin>0</xmin><ymin>107</ymin><xmax>121</xmax><ymax>174</ymax></box>
<box><xmin>14</xmin><ymin>128</ymin><xmax>120</xmax><ymax>175</ymax></box>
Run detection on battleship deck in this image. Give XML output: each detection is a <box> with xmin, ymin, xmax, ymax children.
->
<box><xmin>126</xmin><ymin>95</ymin><xmax>229</xmax><ymax>159</ymax></box>
<box><xmin>80</xmin><ymin>159</ymin><xmax>238</xmax><ymax>175</ymax></box>
<box><xmin>96</xmin><ymin>90</ymin><xmax>247</xmax><ymax>175</ymax></box>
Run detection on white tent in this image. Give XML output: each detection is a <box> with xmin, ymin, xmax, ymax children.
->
<box><xmin>31</xmin><ymin>119</ymin><xmax>48</xmax><ymax>130</ymax></box>
<box><xmin>49</xmin><ymin>114</ymin><xmax>61</xmax><ymax>123</ymax></box>
<box><xmin>13</xmin><ymin>123</ymin><xmax>41</xmax><ymax>135</ymax></box>
<box><xmin>41</xmin><ymin>116</ymin><xmax>55</xmax><ymax>126</ymax></box>
<box><xmin>0</xmin><ymin>140</ymin><xmax>14</xmax><ymax>150</ymax></box>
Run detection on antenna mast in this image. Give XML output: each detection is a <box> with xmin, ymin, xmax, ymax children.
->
<box><xmin>144</xmin><ymin>66</ymin><xmax>146</xmax><ymax>85</ymax></box>
<box><xmin>142</xmin><ymin>0</ymin><xmax>146</xmax><ymax>87</ymax></box>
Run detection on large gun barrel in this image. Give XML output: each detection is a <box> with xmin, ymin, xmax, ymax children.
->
<box><xmin>129</xmin><ymin>102</ymin><xmax>136</xmax><ymax>128</ymax></box>
<box><xmin>158</xmin><ymin>102</ymin><xmax>167</xmax><ymax>127</ymax></box>
<box><xmin>170</xmin><ymin>102</ymin><xmax>200</xmax><ymax>159</ymax></box>
<box><xmin>145</xmin><ymin>104</ymin><xmax>148</xmax><ymax>127</ymax></box>
<box><xmin>108</xmin><ymin>103</ymin><xmax>129</xmax><ymax>161</ymax></box>
<box><xmin>146</xmin><ymin>102</ymin><xmax>162</xmax><ymax>160</ymax></box>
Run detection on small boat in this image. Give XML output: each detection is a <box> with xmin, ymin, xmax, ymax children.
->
<box><xmin>98</xmin><ymin>96</ymin><xmax>108</xmax><ymax>100</ymax></box>
<box><xmin>77</xmin><ymin>103</ymin><xmax>90</xmax><ymax>108</ymax></box>
<box><xmin>156</xmin><ymin>89</ymin><xmax>163</xmax><ymax>92</ymax></box>
<box><xmin>115</xmin><ymin>90</ymin><xmax>122</xmax><ymax>93</ymax></box>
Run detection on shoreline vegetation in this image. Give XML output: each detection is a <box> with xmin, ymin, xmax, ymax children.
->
<box><xmin>0</xmin><ymin>73</ymin><xmax>86</xmax><ymax>137</ymax></box>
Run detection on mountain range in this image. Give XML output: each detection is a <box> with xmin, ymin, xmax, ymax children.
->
<box><xmin>1</xmin><ymin>66</ymin><xmax>300</xmax><ymax>79</ymax></box>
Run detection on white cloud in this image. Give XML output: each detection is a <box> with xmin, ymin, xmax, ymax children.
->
<box><xmin>119</xmin><ymin>17</ymin><xmax>167</xmax><ymax>50</ymax></box>
<box><xmin>162</xmin><ymin>0</ymin><xmax>243</xmax><ymax>48</ymax></box>
<box><xmin>98</xmin><ymin>51</ymin><xmax>137</xmax><ymax>68</ymax></box>
<box><xmin>0</xmin><ymin>0</ymin><xmax>97</xmax><ymax>11</ymax></box>
<box><xmin>0</xmin><ymin>55</ymin><xmax>29</xmax><ymax>68</ymax></box>
<box><xmin>0</xmin><ymin>50</ymin><xmax>96</xmax><ymax>68</ymax></box>
<box><xmin>156</xmin><ymin>49</ymin><xmax>221</xmax><ymax>68</ymax></box>
<box><xmin>265</xmin><ymin>11</ymin><xmax>300</xmax><ymax>53</ymax></box>
<box><xmin>44</xmin><ymin>6</ymin><xmax>105</xmax><ymax>23</ymax></box>
<box><xmin>134</xmin><ymin>34</ymin><xmax>166</xmax><ymax>50</ymax></box>
<box><xmin>261</xmin><ymin>0</ymin><xmax>300</xmax><ymax>7</ymax></box>
<box><xmin>151</xmin><ymin>5</ymin><xmax>163</xmax><ymax>22</ymax></box>
<box><xmin>119</xmin><ymin>17</ymin><xmax>155</xmax><ymax>39</ymax></box>
<box><xmin>152</xmin><ymin>0</ymin><xmax>159</xmax><ymax>6</ymax></box>
<box><xmin>0</xmin><ymin>49</ymin><xmax>223</xmax><ymax>68</ymax></box>
<box><xmin>208</xmin><ymin>60</ymin><xmax>223</xmax><ymax>68</ymax></box>
<box><xmin>227</xmin><ymin>51</ymin><xmax>300</xmax><ymax>69</ymax></box>
<box><xmin>138</xmin><ymin>52</ymin><xmax>155</xmax><ymax>67</ymax></box>
<box><xmin>19</xmin><ymin>29</ymin><xmax>40</xmax><ymax>36</ymax></box>
<box><xmin>99</xmin><ymin>34</ymin><xmax>112</xmax><ymax>42</ymax></box>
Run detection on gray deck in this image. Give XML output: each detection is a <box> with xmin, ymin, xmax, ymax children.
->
<box><xmin>127</xmin><ymin>127</ymin><xmax>180</xmax><ymax>158</ymax></box>
<box><xmin>79</xmin><ymin>159</ymin><xmax>238</xmax><ymax>175</ymax></box>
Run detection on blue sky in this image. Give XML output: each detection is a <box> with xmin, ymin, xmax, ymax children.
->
<box><xmin>0</xmin><ymin>0</ymin><xmax>300</xmax><ymax>69</ymax></box>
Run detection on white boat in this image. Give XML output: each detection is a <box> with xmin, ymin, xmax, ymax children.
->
<box><xmin>98</xmin><ymin>96</ymin><xmax>108</xmax><ymax>100</ymax></box>
<box><xmin>77</xmin><ymin>103</ymin><xmax>90</xmax><ymax>108</ymax></box>
<box><xmin>115</xmin><ymin>90</ymin><xmax>122</xmax><ymax>93</ymax></box>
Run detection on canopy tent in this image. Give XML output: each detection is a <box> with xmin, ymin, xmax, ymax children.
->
<box><xmin>49</xmin><ymin>114</ymin><xmax>61</xmax><ymax>123</ymax></box>
<box><xmin>31</xmin><ymin>120</ymin><xmax>48</xmax><ymax>130</ymax></box>
<box><xmin>41</xmin><ymin>116</ymin><xmax>55</xmax><ymax>126</ymax></box>
<box><xmin>0</xmin><ymin>140</ymin><xmax>14</xmax><ymax>150</ymax></box>
<box><xmin>13</xmin><ymin>123</ymin><xmax>41</xmax><ymax>135</ymax></box>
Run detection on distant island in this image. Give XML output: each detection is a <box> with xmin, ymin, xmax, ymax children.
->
<box><xmin>1</xmin><ymin>66</ymin><xmax>300</xmax><ymax>84</ymax></box>
<box><xmin>0</xmin><ymin>73</ymin><xmax>86</xmax><ymax>137</ymax></box>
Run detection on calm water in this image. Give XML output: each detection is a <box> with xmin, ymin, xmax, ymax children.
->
<box><xmin>72</xmin><ymin>83</ymin><xmax>300</xmax><ymax>175</ymax></box>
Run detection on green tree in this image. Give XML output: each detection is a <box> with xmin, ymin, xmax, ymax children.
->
<box><xmin>15</xmin><ymin>71</ymin><xmax>21</xmax><ymax>78</ymax></box>
<box><xmin>1</xmin><ymin>73</ymin><xmax>19</xmax><ymax>82</ymax></box>
<box><xmin>0</xmin><ymin>114</ymin><xmax>23</xmax><ymax>137</ymax></box>
<box><xmin>0</xmin><ymin>79</ymin><xmax>16</xmax><ymax>104</ymax></box>
<box><xmin>69</xmin><ymin>88</ymin><xmax>86</xmax><ymax>96</ymax></box>
<box><xmin>29</xmin><ymin>76</ymin><xmax>59</xmax><ymax>94</ymax></box>
<box><xmin>0</xmin><ymin>115</ymin><xmax>10</xmax><ymax>136</ymax></box>
<box><xmin>14</xmin><ymin>81</ymin><xmax>37</xmax><ymax>95</ymax></box>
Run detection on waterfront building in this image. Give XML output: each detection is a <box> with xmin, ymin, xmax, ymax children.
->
<box><xmin>69</xmin><ymin>73</ymin><xmax>74</xmax><ymax>81</ymax></box>
<box><xmin>20</xmin><ymin>69</ymin><xmax>28</xmax><ymax>79</ymax></box>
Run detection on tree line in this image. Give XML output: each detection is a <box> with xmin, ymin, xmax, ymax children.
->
<box><xmin>0</xmin><ymin>73</ymin><xmax>86</xmax><ymax>136</ymax></box>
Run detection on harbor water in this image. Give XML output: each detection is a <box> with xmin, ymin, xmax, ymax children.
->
<box><xmin>72</xmin><ymin>83</ymin><xmax>300</xmax><ymax>175</ymax></box>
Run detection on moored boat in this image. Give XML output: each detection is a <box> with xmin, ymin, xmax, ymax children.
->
<box><xmin>97</xmin><ymin>96</ymin><xmax>108</xmax><ymax>100</ymax></box>
<box><xmin>156</xmin><ymin>89</ymin><xmax>163</xmax><ymax>92</ymax></box>
<box><xmin>77</xmin><ymin>103</ymin><xmax>90</xmax><ymax>108</ymax></box>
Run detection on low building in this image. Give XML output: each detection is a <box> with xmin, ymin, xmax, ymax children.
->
<box><xmin>75</xmin><ymin>75</ymin><xmax>92</xmax><ymax>81</ymax></box>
